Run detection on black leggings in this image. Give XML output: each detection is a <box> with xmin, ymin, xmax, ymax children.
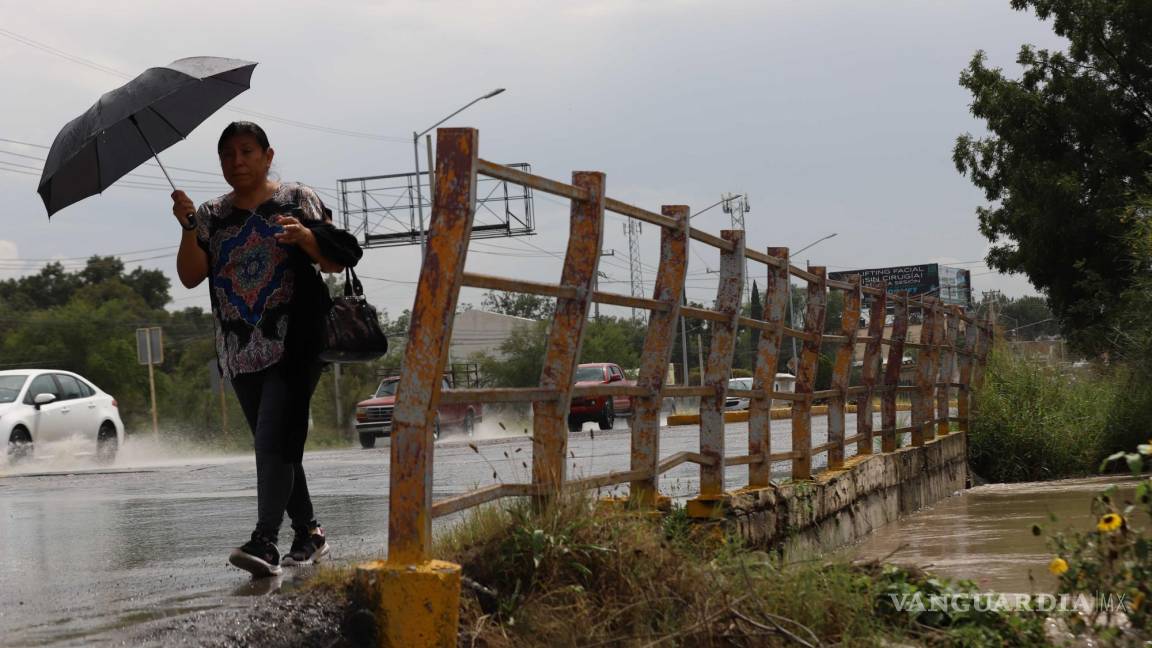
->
<box><xmin>231</xmin><ymin>360</ymin><xmax>324</xmax><ymax>542</ymax></box>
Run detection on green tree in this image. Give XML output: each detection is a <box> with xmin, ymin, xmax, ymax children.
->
<box><xmin>998</xmin><ymin>295</ymin><xmax>1059</xmax><ymax>340</ymax></box>
<box><xmin>122</xmin><ymin>267</ymin><xmax>171</xmax><ymax>310</ymax></box>
<box><xmin>579</xmin><ymin>316</ymin><xmax>645</xmax><ymax>369</ymax></box>
<box><xmin>474</xmin><ymin>322</ymin><xmax>549</xmax><ymax>387</ymax></box>
<box><xmin>0</xmin><ymin>262</ymin><xmax>82</xmax><ymax>310</ymax></box>
<box><xmin>481</xmin><ymin>290</ymin><xmax>552</xmax><ymax>320</ymax></box>
<box><xmin>954</xmin><ymin>0</ymin><xmax>1152</xmax><ymax>352</ymax></box>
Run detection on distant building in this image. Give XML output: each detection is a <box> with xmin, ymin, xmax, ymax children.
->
<box><xmin>450</xmin><ymin>309</ymin><xmax>539</xmax><ymax>362</ymax></box>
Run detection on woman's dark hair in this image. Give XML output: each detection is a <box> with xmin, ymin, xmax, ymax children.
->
<box><xmin>217</xmin><ymin>121</ymin><xmax>270</xmax><ymax>152</ymax></box>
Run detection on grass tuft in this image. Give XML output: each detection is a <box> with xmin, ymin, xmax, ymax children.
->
<box><xmin>432</xmin><ymin>494</ymin><xmax>1047</xmax><ymax>646</ymax></box>
<box><xmin>970</xmin><ymin>349</ymin><xmax>1148</xmax><ymax>482</ymax></box>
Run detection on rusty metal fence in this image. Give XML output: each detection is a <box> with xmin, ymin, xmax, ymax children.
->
<box><xmin>387</xmin><ymin>127</ymin><xmax>994</xmax><ymax>563</ymax></box>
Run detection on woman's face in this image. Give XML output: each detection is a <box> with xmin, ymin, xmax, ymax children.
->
<box><xmin>218</xmin><ymin>134</ymin><xmax>273</xmax><ymax>191</ymax></box>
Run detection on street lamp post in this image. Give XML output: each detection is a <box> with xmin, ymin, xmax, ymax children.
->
<box><xmin>787</xmin><ymin>233</ymin><xmax>838</xmax><ymax>370</ymax></box>
<box><xmin>413</xmin><ymin>88</ymin><xmax>506</xmax><ymax>259</ymax></box>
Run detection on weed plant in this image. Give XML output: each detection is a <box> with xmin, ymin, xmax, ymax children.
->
<box><xmin>969</xmin><ymin>349</ymin><xmax>1143</xmax><ymax>482</ymax></box>
<box><xmin>433</xmin><ymin>495</ymin><xmax>1048</xmax><ymax>646</ymax></box>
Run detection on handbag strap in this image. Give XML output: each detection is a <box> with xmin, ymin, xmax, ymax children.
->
<box><xmin>344</xmin><ymin>266</ymin><xmax>364</xmax><ymax>297</ymax></box>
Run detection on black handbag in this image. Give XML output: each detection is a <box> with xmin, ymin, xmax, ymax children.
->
<box><xmin>319</xmin><ymin>267</ymin><xmax>389</xmax><ymax>363</ymax></box>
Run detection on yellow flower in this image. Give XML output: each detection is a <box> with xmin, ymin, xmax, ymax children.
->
<box><xmin>1132</xmin><ymin>592</ymin><xmax>1145</xmax><ymax>612</ymax></box>
<box><xmin>1048</xmin><ymin>557</ymin><xmax>1069</xmax><ymax>576</ymax></box>
<box><xmin>1097</xmin><ymin>514</ymin><xmax>1124</xmax><ymax>533</ymax></box>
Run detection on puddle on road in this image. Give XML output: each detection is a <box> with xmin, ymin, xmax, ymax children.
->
<box><xmin>0</xmin><ymin>432</ymin><xmax>248</xmax><ymax>478</ymax></box>
<box><xmin>847</xmin><ymin>475</ymin><xmax>1141</xmax><ymax>592</ymax></box>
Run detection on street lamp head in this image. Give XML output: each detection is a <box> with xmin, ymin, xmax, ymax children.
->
<box><xmin>484</xmin><ymin>88</ymin><xmax>506</xmax><ymax>99</ymax></box>
<box><xmin>793</xmin><ymin>232</ymin><xmax>839</xmax><ymax>256</ymax></box>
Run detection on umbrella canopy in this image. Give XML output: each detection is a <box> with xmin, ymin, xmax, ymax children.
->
<box><xmin>38</xmin><ymin>56</ymin><xmax>257</xmax><ymax>216</ymax></box>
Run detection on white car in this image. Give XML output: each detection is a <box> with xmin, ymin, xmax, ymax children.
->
<box><xmin>724</xmin><ymin>374</ymin><xmax>797</xmax><ymax>410</ymax></box>
<box><xmin>1</xmin><ymin>369</ymin><xmax>125</xmax><ymax>464</ymax></box>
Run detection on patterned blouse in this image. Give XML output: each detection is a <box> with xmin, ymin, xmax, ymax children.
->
<box><xmin>194</xmin><ymin>182</ymin><xmax>329</xmax><ymax>379</ymax></box>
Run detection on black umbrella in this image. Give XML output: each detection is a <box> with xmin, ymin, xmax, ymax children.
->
<box><xmin>38</xmin><ymin>56</ymin><xmax>257</xmax><ymax>216</ymax></box>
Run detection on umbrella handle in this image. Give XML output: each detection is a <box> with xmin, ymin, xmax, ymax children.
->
<box><xmin>128</xmin><ymin>115</ymin><xmax>177</xmax><ymax>193</ymax></box>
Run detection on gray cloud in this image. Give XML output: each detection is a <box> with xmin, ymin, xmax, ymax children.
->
<box><xmin>0</xmin><ymin>0</ymin><xmax>1068</xmax><ymax>315</ymax></box>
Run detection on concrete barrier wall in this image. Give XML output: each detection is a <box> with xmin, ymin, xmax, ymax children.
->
<box><xmin>726</xmin><ymin>432</ymin><xmax>967</xmax><ymax>554</ymax></box>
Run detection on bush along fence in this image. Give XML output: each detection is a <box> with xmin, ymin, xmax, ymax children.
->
<box><xmin>353</xmin><ymin>128</ymin><xmax>994</xmax><ymax>647</ymax></box>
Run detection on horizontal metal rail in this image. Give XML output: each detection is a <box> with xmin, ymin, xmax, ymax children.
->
<box><xmin>737</xmin><ymin>316</ymin><xmax>778</xmax><ymax>333</ymax></box>
<box><xmin>789</xmin><ymin>265</ymin><xmax>820</xmax><ymax>283</ymax></box>
<box><xmin>478</xmin><ymin>158</ymin><xmax>587</xmax><ymax>201</ymax></box>
<box><xmin>573</xmin><ymin>384</ymin><xmax>650</xmax><ymax>397</ymax></box>
<box><xmin>745</xmin><ymin>248</ymin><xmax>786</xmax><ymax>269</ymax></box>
<box><xmin>463</xmin><ymin>272</ymin><xmax>670</xmax><ymax>313</ymax></box>
<box><xmin>441</xmin><ymin>388</ymin><xmax>560</xmax><ymax>404</ymax></box>
<box><xmin>431</xmin><ymin>483</ymin><xmax>540</xmax><ymax>518</ymax></box>
<box><xmin>689</xmin><ymin>227</ymin><xmax>736</xmax><ymax>252</ymax></box>
<box><xmin>681</xmin><ymin>305</ymin><xmax>730</xmax><ymax>323</ymax></box>
<box><xmin>463</xmin><ymin>272</ymin><xmax>576</xmax><ymax>299</ymax></box>
<box><xmin>567</xmin><ymin>469</ymin><xmax>650</xmax><ymax>491</ymax></box>
<box><xmin>811</xmin><ymin>441</ymin><xmax>836</xmax><ymax>455</ymax></box>
<box><xmin>603</xmin><ymin>197</ymin><xmax>678</xmax><ymax>230</ymax></box>
<box><xmin>592</xmin><ymin>291</ymin><xmax>670</xmax><ymax>312</ymax></box>
<box><xmin>784</xmin><ymin>326</ymin><xmax>819</xmax><ymax>343</ymax></box>
<box><xmin>663</xmin><ymin>385</ymin><xmax>713</xmax><ymax>397</ymax></box>
<box><xmin>657</xmin><ymin>451</ymin><xmax>717</xmax><ymax>473</ymax></box>
<box><xmin>843</xmin><ymin>433</ymin><xmax>868</xmax><ymax>446</ymax></box>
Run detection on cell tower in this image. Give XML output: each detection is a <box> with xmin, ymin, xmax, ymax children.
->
<box><xmin>626</xmin><ymin>220</ymin><xmax>644</xmax><ymax>319</ymax></box>
<box><xmin>722</xmin><ymin>193</ymin><xmax>751</xmax><ymax>299</ymax></box>
<box><xmin>721</xmin><ymin>192</ymin><xmax>749</xmax><ymax>231</ymax></box>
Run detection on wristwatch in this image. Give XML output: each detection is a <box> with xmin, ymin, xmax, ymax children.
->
<box><xmin>180</xmin><ymin>215</ymin><xmax>197</xmax><ymax>231</ymax></box>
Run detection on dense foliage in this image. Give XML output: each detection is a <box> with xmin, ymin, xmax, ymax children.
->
<box><xmin>0</xmin><ymin>257</ymin><xmax>397</xmax><ymax>448</ymax></box>
<box><xmin>955</xmin><ymin>0</ymin><xmax>1152</xmax><ymax>353</ymax></box>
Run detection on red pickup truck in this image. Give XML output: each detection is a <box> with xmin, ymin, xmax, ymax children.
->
<box><xmin>568</xmin><ymin>362</ymin><xmax>634</xmax><ymax>432</ymax></box>
<box><xmin>354</xmin><ymin>374</ymin><xmax>482</xmax><ymax>448</ymax></box>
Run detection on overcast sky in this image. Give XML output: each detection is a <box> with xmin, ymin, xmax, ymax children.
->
<box><xmin>0</xmin><ymin>0</ymin><xmax>1068</xmax><ymax>319</ymax></box>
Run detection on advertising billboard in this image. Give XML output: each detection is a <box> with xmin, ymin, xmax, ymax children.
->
<box><xmin>828</xmin><ymin>264</ymin><xmax>939</xmax><ymax>298</ymax></box>
<box><xmin>828</xmin><ymin>264</ymin><xmax>972</xmax><ymax>308</ymax></box>
<box><xmin>938</xmin><ymin>266</ymin><xmax>973</xmax><ymax>307</ymax></box>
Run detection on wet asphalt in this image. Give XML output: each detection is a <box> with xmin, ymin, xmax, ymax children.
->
<box><xmin>0</xmin><ymin>414</ymin><xmax>865</xmax><ymax>647</ymax></box>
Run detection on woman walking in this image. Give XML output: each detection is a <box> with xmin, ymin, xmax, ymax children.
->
<box><xmin>171</xmin><ymin>121</ymin><xmax>361</xmax><ymax>577</ymax></box>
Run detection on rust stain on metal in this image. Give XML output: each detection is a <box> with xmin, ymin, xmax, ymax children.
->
<box><xmin>792</xmin><ymin>265</ymin><xmax>827</xmax><ymax>480</ymax></box>
<box><xmin>389</xmin><ymin>128</ymin><xmax>478</xmax><ymax>564</ymax></box>
<box><xmin>856</xmin><ymin>283</ymin><xmax>887</xmax><ymax>455</ymax></box>
<box><xmin>629</xmin><ymin>206</ymin><xmax>688</xmax><ymax>506</ymax></box>
<box><xmin>957</xmin><ymin>310</ymin><xmax>979</xmax><ymax>433</ymax></box>
<box><xmin>749</xmin><ymin>246</ymin><xmax>789</xmax><ymax>487</ymax></box>
<box><xmin>699</xmin><ymin>230</ymin><xmax>745</xmax><ymax>496</ymax></box>
<box><xmin>911</xmin><ymin>298</ymin><xmax>940</xmax><ymax>447</ymax></box>
<box><xmin>881</xmin><ymin>291</ymin><xmax>908</xmax><ymax>453</ymax></box>
<box><xmin>827</xmin><ymin>276</ymin><xmax>861</xmax><ymax>470</ymax></box>
<box><xmin>972</xmin><ymin>316</ymin><xmax>994</xmax><ymax>391</ymax></box>
<box><xmin>532</xmin><ymin>171</ymin><xmax>605</xmax><ymax>494</ymax></box>
<box><xmin>937</xmin><ymin>306</ymin><xmax>961</xmax><ymax>436</ymax></box>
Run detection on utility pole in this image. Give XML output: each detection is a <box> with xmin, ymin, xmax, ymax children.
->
<box><xmin>592</xmin><ymin>250</ymin><xmax>614</xmax><ymax>321</ymax></box>
<box><xmin>680</xmin><ymin>294</ymin><xmax>689</xmax><ymax>385</ymax></box>
<box><xmin>697</xmin><ymin>333</ymin><xmax>705</xmax><ymax>386</ymax></box>
<box><xmin>333</xmin><ymin>363</ymin><xmax>343</xmax><ymax>431</ymax></box>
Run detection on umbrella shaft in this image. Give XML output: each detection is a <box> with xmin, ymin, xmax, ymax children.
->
<box><xmin>129</xmin><ymin>115</ymin><xmax>177</xmax><ymax>192</ymax></box>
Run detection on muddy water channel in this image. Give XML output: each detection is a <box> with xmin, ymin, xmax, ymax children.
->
<box><xmin>849</xmin><ymin>475</ymin><xmax>1142</xmax><ymax>593</ymax></box>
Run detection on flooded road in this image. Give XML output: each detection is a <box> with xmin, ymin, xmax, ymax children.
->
<box><xmin>0</xmin><ymin>414</ymin><xmax>860</xmax><ymax>646</ymax></box>
<box><xmin>849</xmin><ymin>475</ymin><xmax>1141</xmax><ymax>592</ymax></box>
